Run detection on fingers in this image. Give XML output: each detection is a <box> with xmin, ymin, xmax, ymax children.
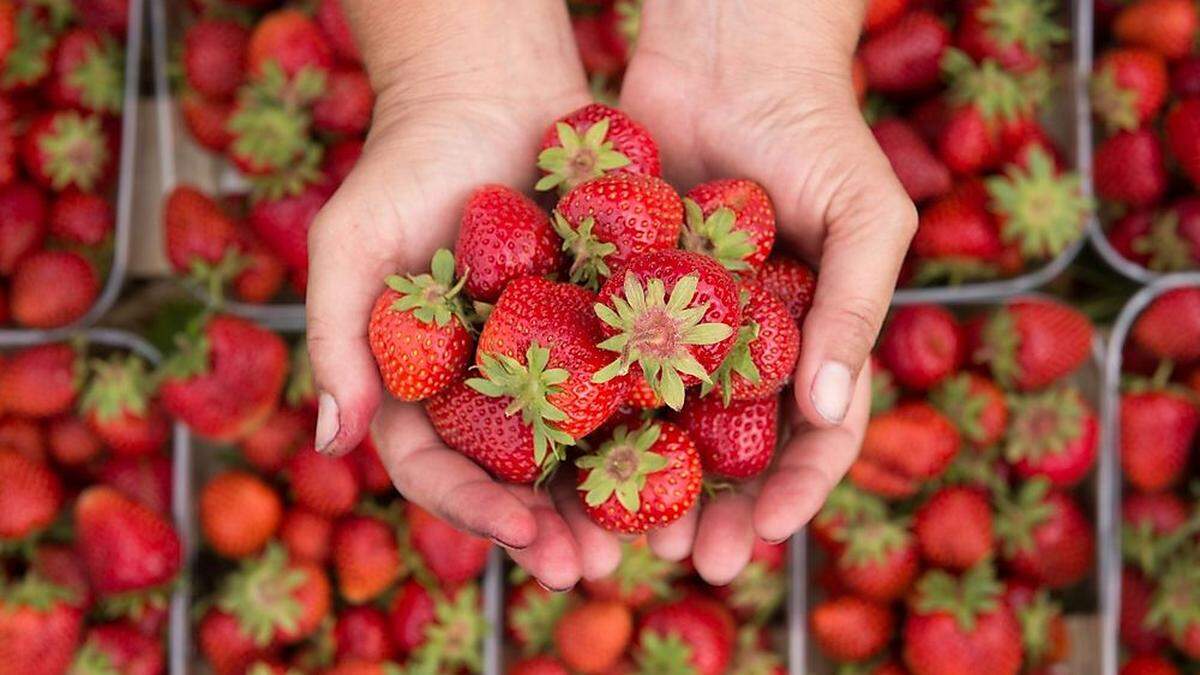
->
<box><xmin>372</xmin><ymin>399</ymin><xmax>538</xmax><ymax>549</ymax></box>
<box><xmin>647</xmin><ymin>503</ymin><xmax>700</xmax><ymax>562</ymax></box>
<box><xmin>692</xmin><ymin>488</ymin><xmax>758</xmax><ymax>586</ymax></box>
<box><xmin>550</xmin><ymin>473</ymin><xmax>622</xmax><ymax>581</ymax></box>
<box><xmin>754</xmin><ymin>364</ymin><xmax>872</xmax><ymax>542</ymax></box>
<box><xmin>504</xmin><ymin>488</ymin><xmax>583</xmax><ymax>591</ymax></box>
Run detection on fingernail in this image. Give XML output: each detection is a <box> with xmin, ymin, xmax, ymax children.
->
<box><xmin>811</xmin><ymin>361</ymin><xmax>852</xmax><ymax>424</ymax></box>
<box><xmin>765</xmin><ymin>535</ymin><xmax>790</xmax><ymax>545</ymax></box>
<box><xmin>536</xmin><ymin>579</ymin><xmax>572</xmax><ymax>593</ymax></box>
<box><xmin>315</xmin><ymin>392</ymin><xmax>339</xmax><ymax>454</ymax></box>
<box><xmin>490</xmin><ymin>535</ymin><xmax>527</xmax><ymax>551</ymax></box>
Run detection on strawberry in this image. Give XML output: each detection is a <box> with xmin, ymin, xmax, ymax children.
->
<box><xmin>914</xmin><ymin>486</ymin><xmax>994</xmax><ymax>571</ymax></box>
<box><xmin>507</xmin><ymin>579</ymin><xmax>572</xmax><ymax>654</ymax></box>
<box><xmin>1123</xmin><ymin>490</ymin><xmax>1191</xmax><ymax>576</ymax></box>
<box><xmin>930</xmin><ymin>373</ymin><xmax>1008</xmax><ymax>448</ymax></box>
<box><xmin>849</xmin><ymin>402</ymin><xmax>960</xmax><ymax>499</ymax></box>
<box><xmin>553</xmin><ymin>173</ymin><xmax>683</xmax><ymax>288</ymax></box>
<box><xmin>74</xmin><ymin>485</ymin><xmax>182</xmax><ymax>595</ymax></box>
<box><xmin>288</xmin><ymin>444</ymin><xmax>359</xmax><ymax>517</ymax></box>
<box><xmin>197</xmin><ymin>608</ymin><xmax>267</xmax><ymax>675</ymax></box>
<box><xmin>183</xmin><ymin>19</ymin><xmax>248</xmax><ymax>101</ymax></box>
<box><xmin>22</xmin><ymin>110</ymin><xmax>112</xmax><ymax>192</ymax></box>
<box><xmin>280</xmin><ymin>507</ymin><xmax>333</xmax><ymax>565</ymax></box>
<box><xmin>1004</xmin><ymin>387</ymin><xmax>1098</xmax><ymax>487</ymax></box>
<box><xmin>0</xmin><ymin>449</ymin><xmax>61</xmax><ymax>541</ymax></box>
<box><xmin>937</xmin><ymin>51</ymin><xmax>1044</xmax><ymax>175</ymax></box>
<box><xmin>231</xmin><ymin>229</ymin><xmax>286</xmax><ymax>303</ymax></box>
<box><xmin>702</xmin><ymin>280</ymin><xmax>798</xmax><ymax>402</ymax></box>
<box><xmin>986</xmin><ymin>147</ymin><xmax>1090</xmax><ymax>260</ymax></box>
<box><xmin>1113</xmin><ymin>0</ymin><xmax>1198</xmax><ymax>60</ymax></box>
<box><xmin>1122</xmin><ymin>567</ymin><xmax>1169</xmax><ymax>653</ymax></box>
<box><xmin>0</xmin><ymin>343</ymin><xmax>79</xmax><ymax>418</ymax></box>
<box><xmin>315</xmin><ymin>0</ymin><xmax>360</xmax><ymax>63</ymax></box>
<box><xmin>1093</xmin><ymin>129</ymin><xmax>1167</xmax><ymax>207</ymax></box>
<box><xmin>405</xmin><ymin>503</ymin><xmax>490</xmax><ymax>587</ymax></box>
<box><xmin>44</xmin><ymin>27</ymin><xmax>122</xmax><ymax>114</ymax></box>
<box><xmin>635</xmin><ymin>596</ymin><xmax>735</xmax><ymax>675</ymax></box>
<box><xmin>334</xmin><ymin>606</ymin><xmax>394</xmax><ymax>662</ymax></box>
<box><xmin>0</xmin><ymin>574</ymin><xmax>83</xmax><ymax>675</ymax></box>
<box><xmin>10</xmin><ymin>250</ymin><xmax>97</xmax><ymax>328</ymax></box>
<box><xmin>246</xmin><ymin>9</ymin><xmax>334</xmax><ymax>79</ymax></box>
<box><xmin>1119</xmin><ymin>385</ymin><xmax>1198</xmax><ymax>492</ymax></box>
<box><xmin>755</xmin><ymin>254</ymin><xmax>815</xmax><ymax>328</ymax></box>
<box><xmin>31</xmin><ymin>545</ymin><xmax>91</xmax><ymax>610</ymax></box>
<box><xmin>0</xmin><ymin>417</ymin><xmax>45</xmax><ymax>460</ymax></box>
<box><xmin>47</xmin><ymin>188</ymin><xmax>112</xmax><ymax>246</ymax></box>
<box><xmin>368</xmin><ymin>249</ymin><xmax>472</xmax><ymax>402</ymax></box>
<box><xmin>594</xmin><ymin>249</ymin><xmax>740</xmax><ymax>410</ymax></box>
<box><xmin>1129</xmin><ymin>198</ymin><xmax>1200</xmax><ymax>272</ymax></box>
<box><xmin>0</xmin><ymin>181</ymin><xmax>46</xmax><ymax>275</ymax></box>
<box><xmin>955</xmin><ymin>0</ymin><xmax>1067</xmax><ymax>73</ymax></box>
<box><xmin>681</xmin><ymin>179</ymin><xmax>776</xmax><ymax>272</ymax></box>
<box><xmin>323</xmin><ymin>136</ymin><xmax>362</xmax><ymax>185</ymax></box>
<box><xmin>572</xmin><ymin>13</ymin><xmax>624</xmax><ymax>78</ymax></box>
<box><xmin>75</xmin><ymin>0</ymin><xmax>128</xmax><ymax>35</ymax></box>
<box><xmin>860</xmin><ymin>11</ymin><xmax>950</xmax><ymax>94</ymax></box>
<box><xmin>159</xmin><ymin>314</ymin><xmax>288</xmax><ymax>442</ymax></box>
<box><xmin>425</xmin><ymin>377</ymin><xmax>542</xmax><ymax>483</ymax></box>
<box><xmin>387</xmin><ymin>580</ymin><xmax>435</xmax><ymax>656</ymax></box>
<box><xmin>1004</xmin><ymin>582</ymin><xmax>1070</xmax><ymax>669</ymax></box>
<box><xmin>510</xmin><ymin>656</ymin><xmax>570</xmax><ymax>675</ymax></box>
<box><xmin>536</xmin><ymin>103</ymin><xmax>660</xmax><ymax>192</ymax></box>
<box><xmin>1121</xmin><ymin>655</ymin><xmax>1181</xmax><ymax>675</ymax></box>
<box><xmin>1173</xmin><ymin>57</ymin><xmax>1200</xmax><ymax>100</ymax></box>
<box><xmin>247</xmin><ymin>180</ymin><xmax>331</xmax><ymax>274</ymax></box>
<box><xmin>1092</xmin><ymin>48</ymin><xmax>1168</xmax><ymax>133</ymax></box>
<box><xmin>809</xmin><ymin>595</ymin><xmax>894</xmax><ymax>662</ymax></box>
<box><xmin>812</xmin><ymin>482</ymin><xmax>889</xmax><ymax>553</ymax></box>
<box><xmin>453</xmin><ymin>184</ymin><xmax>564</xmax><ymax>302</ymax></box>
<box><xmin>911</xmin><ymin>186</ymin><xmax>1006</xmax><ymax>283</ymax></box>
<box><xmin>1147</xmin><ymin>543</ymin><xmax>1200</xmax><ymax>659</ymax></box>
<box><xmin>902</xmin><ymin>564</ymin><xmax>1022</xmax><ymax>675</ymax></box>
<box><xmin>215</xmin><ymin>544</ymin><xmax>331</xmax><ymax>646</ymax></box>
<box><xmin>392</xmin><ymin>583</ymin><xmax>485</xmax><ymax>672</ymax></box>
<box><xmin>1166</xmin><ymin>99</ymin><xmax>1200</xmax><ymax>190</ymax></box>
<box><xmin>201</xmin><ymin>470</ymin><xmax>281</xmax><ymax>559</ymax></box>
<box><xmin>576</xmin><ymin>421</ymin><xmax>702</xmax><ymax>534</ymax></box>
<box><xmin>350</xmin><ymin>436</ymin><xmax>392</xmax><ymax>494</ymax></box>
<box><xmin>996</xmin><ymin>479</ymin><xmax>1094</xmax><ymax>588</ymax></box>
<box><xmin>312</xmin><ymin>67</ymin><xmax>372</xmax><ymax>134</ymax></box>
<box><xmin>554</xmin><ymin>600</ymin><xmax>633</xmax><ymax>674</ymax></box>
<box><xmin>864</xmin><ymin>0</ymin><xmax>910</xmax><ymax>33</ymax></box>
<box><xmin>72</xmin><ymin>622</ymin><xmax>164</xmax><ymax>675</ymax></box>
<box><xmin>834</xmin><ymin>516</ymin><xmax>920</xmax><ymax>602</ymax></box>
<box><xmin>714</xmin><ymin>538</ymin><xmax>786</xmax><ymax>621</ymax></box>
<box><xmin>970</xmin><ymin>298</ymin><xmax>1093</xmax><ymax>391</ymax></box>
<box><xmin>45</xmin><ymin>414</ymin><xmax>102</xmax><ymax>467</ymax></box>
<box><xmin>671</xmin><ymin>395</ymin><xmax>777</xmax><ymax>479</ymax></box>
<box><xmin>179</xmin><ymin>90</ymin><xmax>234</xmax><ymax>153</ymax></box>
<box><xmin>80</xmin><ymin>354</ymin><xmax>170</xmax><ymax>457</ymax></box>
<box><xmin>583</xmin><ymin>539</ymin><xmax>680</xmax><ymax>609</ymax></box>
<box><xmin>0</xmin><ymin>1</ymin><xmax>11</xmax><ymax>67</ymax></box>
<box><xmin>879</xmin><ymin>305</ymin><xmax>962</xmax><ymax>391</ymax></box>
<box><xmin>1131</xmin><ymin>288</ymin><xmax>1200</xmax><ymax>362</ymax></box>
<box><xmin>97</xmin><ymin>455</ymin><xmax>172</xmax><ymax>516</ymax></box>
<box><xmin>873</xmin><ymin>116</ymin><xmax>952</xmax><ymax>203</ymax></box>
<box><xmin>331</xmin><ymin>514</ymin><xmax>402</xmax><ymax>604</ymax></box>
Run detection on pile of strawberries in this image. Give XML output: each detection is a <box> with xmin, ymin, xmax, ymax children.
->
<box><xmin>1115</xmin><ymin>286</ymin><xmax>1200</xmax><ymax>674</ymax></box>
<box><xmin>858</xmin><ymin>0</ymin><xmax>1091</xmax><ymax>286</ymax></box>
<box><xmin>189</xmin><ymin>328</ymin><xmax>493</xmax><ymax>675</ymax></box>
<box><xmin>0</xmin><ymin>340</ymin><xmax>182</xmax><ymax>673</ymax></box>
<box><xmin>1092</xmin><ymin>0</ymin><xmax>1200</xmax><ymax>273</ymax></box>
<box><xmin>505</xmin><ymin>538</ymin><xmax>787</xmax><ymax>674</ymax></box>
<box><xmin>369</xmin><ymin>101</ymin><xmax>816</xmax><ymax>536</ymax></box>
<box><xmin>808</xmin><ymin>297</ymin><xmax>1098</xmax><ymax>674</ymax></box>
<box><xmin>0</xmin><ymin>0</ymin><xmax>130</xmax><ymax>328</ymax></box>
<box><xmin>164</xmin><ymin>0</ymin><xmax>369</xmax><ymax>304</ymax></box>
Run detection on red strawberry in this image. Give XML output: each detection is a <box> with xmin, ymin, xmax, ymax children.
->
<box><xmin>406</xmin><ymin>503</ymin><xmax>490</xmax><ymax>587</ymax></box>
<box><xmin>1166</xmin><ymin>99</ymin><xmax>1200</xmax><ymax>190</ymax></box>
<box><xmin>453</xmin><ymin>184</ymin><xmax>564</xmax><ymax>302</ymax></box>
<box><xmin>45</xmin><ymin>414</ymin><xmax>101</xmax><ymax>467</ymax></box>
<box><xmin>930</xmin><ymin>373</ymin><xmax>1008</xmax><ymax>448</ymax></box>
<box><xmin>1119</xmin><ymin>385</ymin><xmax>1198</xmax><ymax>492</ymax></box>
<box><xmin>879</xmin><ymin>305</ymin><xmax>962</xmax><ymax>390</ymax></box>
<box><xmin>10</xmin><ymin>250</ymin><xmax>96</xmax><ymax>328</ymax></box>
<box><xmin>1131</xmin><ymin>288</ymin><xmax>1200</xmax><ymax>362</ymax></box>
<box><xmin>1003</xmin><ymin>582</ymin><xmax>1070</xmax><ymax>668</ymax></box>
<box><xmin>583</xmin><ymin>539</ymin><xmax>680</xmax><ymax>609</ymax></box>
<box><xmin>671</xmin><ymin>395</ymin><xmax>777</xmax><ymax>479</ymax></box>
<box><xmin>507</xmin><ymin>579</ymin><xmax>572</xmax><ymax>653</ymax></box>
<box><xmin>238</xmin><ymin>406</ymin><xmax>306</xmax><ymax>473</ymax></box>
<box><xmin>1004</xmin><ymin>387</ymin><xmax>1098</xmax><ymax>487</ymax></box>
<box><xmin>1121</xmin><ymin>567</ymin><xmax>1169</xmax><ymax>653</ymax></box>
<box><xmin>955</xmin><ymin>0</ymin><xmax>1067</xmax><ymax>73</ymax></box>
<box><xmin>1146</xmin><ymin>545</ymin><xmax>1200</xmax><ymax>659</ymax></box>
<box><xmin>425</xmin><ymin>377</ymin><xmax>542</xmax><ymax>483</ymax></box>
<box><xmin>0</xmin><ymin>574</ymin><xmax>83</xmax><ymax>675</ymax></box>
<box><xmin>334</xmin><ymin>606</ymin><xmax>394</xmax><ymax>662</ymax></box>
<box><xmin>985</xmin><ymin>147</ymin><xmax>1090</xmax><ymax>260</ymax></box>
<box><xmin>31</xmin><ymin>544</ymin><xmax>91</xmax><ymax>610</ymax></box>
<box><xmin>368</xmin><ymin>249</ymin><xmax>472</xmax><ymax>402</ymax></box>
<box><xmin>288</xmin><ymin>444</ymin><xmax>359</xmax><ymax>518</ymax></box>
<box><xmin>231</xmin><ymin>228</ymin><xmax>286</xmax><ymax>303</ymax></box>
<box><xmin>159</xmin><ymin>314</ymin><xmax>287</xmax><ymax>442</ymax></box>
<box><xmin>635</xmin><ymin>596</ymin><xmax>735</xmax><ymax>675</ymax></box>
<box><xmin>179</xmin><ymin>90</ymin><xmax>234</xmax><ymax>153</ymax></box>
<box><xmin>755</xmin><ymin>254</ymin><xmax>815</xmax><ymax>328</ymax></box>
<box><xmin>510</xmin><ymin>656</ymin><xmax>570</xmax><ymax>675</ymax></box>
<box><xmin>594</xmin><ymin>249</ymin><xmax>740</xmax><ymax>410</ymax></box>
<box><xmin>74</xmin><ymin>485</ymin><xmax>181</xmax><ymax>595</ymax></box>
<box><xmin>80</xmin><ymin>354</ymin><xmax>170</xmax><ymax>457</ymax></box>
<box><xmin>1107</xmin><ymin>209</ymin><xmax>1157</xmax><ymax>269</ymax></box>
<box><xmin>44</xmin><ymin>27</ymin><xmax>122</xmax><ymax>114</ymax></box>
<box><xmin>1130</xmin><ymin>198</ymin><xmax>1200</xmax><ymax>272</ymax></box>
<box><xmin>572</xmin><ymin>13</ymin><xmax>624</xmax><ymax>78</ymax></box>
<box><xmin>97</xmin><ymin>455</ymin><xmax>172</xmax><ymax>516</ymax></box>
<box><xmin>864</xmin><ymin>0</ymin><xmax>910</xmax><ymax>33</ymax></box>
<box><xmin>75</xmin><ymin>0</ymin><xmax>128</xmax><ymax>35</ymax></box>
<box><xmin>323</xmin><ymin>136</ymin><xmax>362</xmax><ymax>185</ymax></box>
<box><xmin>247</xmin><ymin>180</ymin><xmax>331</xmax><ymax>274</ymax></box>
<box><xmin>554</xmin><ymin>600</ymin><xmax>633</xmax><ymax>674</ymax></box>
<box><xmin>0</xmin><ymin>416</ymin><xmax>43</xmax><ymax>461</ymax></box>
<box><xmin>1172</xmin><ymin>56</ymin><xmax>1200</xmax><ymax>97</ymax></box>
<box><xmin>200</xmin><ymin>470</ymin><xmax>281</xmax><ymax>559</ymax></box>
<box><xmin>938</xmin><ymin>51</ymin><xmax>1042</xmax><ymax>175</ymax></box>
<box><xmin>313</xmin><ymin>67</ymin><xmax>372</xmax><ymax>134</ymax></box>
<box><xmin>0</xmin><ymin>449</ymin><xmax>60</xmax><ymax>541</ymax></box>
<box><xmin>576</xmin><ymin>421</ymin><xmax>703</xmax><ymax>534</ymax></box>
<box><xmin>1113</xmin><ymin>0</ymin><xmax>1198</xmax><ymax>60</ymax></box>
<box><xmin>389</xmin><ymin>582</ymin><xmax>484</xmax><ymax>671</ymax></box>
<box><xmin>0</xmin><ymin>119</ymin><xmax>12</xmax><ymax>186</ymax></box>
<box><xmin>873</xmin><ymin>117</ymin><xmax>952</xmax><ymax>203</ymax></box>
<box><xmin>0</xmin><ymin>181</ymin><xmax>46</xmax><ymax>275</ymax></box>
<box><xmin>536</xmin><ymin>103</ymin><xmax>660</xmax><ymax>192</ymax></box>
<box><xmin>834</xmin><ymin>516</ymin><xmax>920</xmax><ymax>602</ymax></box>
<box><xmin>48</xmin><ymin>188</ymin><xmax>112</xmax><ymax>246</ymax></box>
<box><xmin>1092</xmin><ymin>48</ymin><xmax>1168</xmax><ymax>133</ymax></box>
<box><xmin>849</xmin><ymin>402</ymin><xmax>960</xmax><ymax>499</ymax></box>
<box><xmin>215</xmin><ymin>544</ymin><xmax>331</xmax><ymax>646</ymax></box>
<box><xmin>971</xmin><ymin>298</ymin><xmax>1093</xmax><ymax>391</ymax></box>
<box><xmin>911</xmin><ymin>186</ymin><xmax>1005</xmax><ymax>283</ymax></box>
<box><xmin>810</xmin><ymin>595</ymin><xmax>894</xmax><ymax>662</ymax></box>
<box><xmin>183</xmin><ymin>19</ymin><xmax>248</xmax><ymax>100</ymax></box>
<box><xmin>280</xmin><ymin>507</ymin><xmax>332</xmax><ymax>565</ymax></box>
<box><xmin>387</xmin><ymin>580</ymin><xmax>435</xmax><ymax>656</ymax></box>
<box><xmin>1123</xmin><ymin>490</ymin><xmax>1191</xmax><ymax>576</ymax></box>
<box><xmin>0</xmin><ymin>1</ymin><xmax>11</xmax><ymax>67</ymax></box>
<box><xmin>812</xmin><ymin>483</ymin><xmax>890</xmax><ymax>554</ymax></box>
<box><xmin>914</xmin><ymin>486</ymin><xmax>994</xmax><ymax>571</ymax></box>
<box><xmin>72</xmin><ymin>622</ymin><xmax>164</xmax><ymax>675</ymax></box>
<box><xmin>1122</xmin><ymin>655</ymin><xmax>1181</xmax><ymax>675</ymax></box>
<box><xmin>22</xmin><ymin>110</ymin><xmax>112</xmax><ymax>192</ymax></box>
<box><xmin>681</xmin><ymin>179</ymin><xmax>776</xmax><ymax>272</ymax></box>
<box><xmin>246</xmin><ymin>9</ymin><xmax>333</xmax><ymax>78</ymax></box>
<box><xmin>351</xmin><ymin>436</ymin><xmax>393</xmax><ymax>495</ymax></box>
<box><xmin>703</xmin><ymin>280</ymin><xmax>798</xmax><ymax>402</ymax></box>
<box><xmin>315</xmin><ymin>0</ymin><xmax>360</xmax><ymax>63</ymax></box>
<box><xmin>902</xmin><ymin>564</ymin><xmax>1022</xmax><ymax>675</ymax></box>
<box><xmin>0</xmin><ymin>343</ymin><xmax>79</xmax><ymax>417</ymax></box>
<box><xmin>996</xmin><ymin>480</ymin><xmax>1094</xmax><ymax>588</ymax></box>
<box><xmin>860</xmin><ymin>11</ymin><xmax>950</xmax><ymax>94</ymax></box>
<box><xmin>197</xmin><ymin>608</ymin><xmax>266</xmax><ymax>675</ymax></box>
<box><xmin>553</xmin><ymin>173</ymin><xmax>683</xmax><ymax>288</ymax></box>
<box><xmin>332</xmin><ymin>514</ymin><xmax>401</xmax><ymax>604</ymax></box>
<box><xmin>1094</xmin><ymin>129</ymin><xmax>1167</xmax><ymax>208</ymax></box>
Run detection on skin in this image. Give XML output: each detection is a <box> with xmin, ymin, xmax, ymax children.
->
<box><xmin>308</xmin><ymin>0</ymin><xmax>914</xmax><ymax>590</ymax></box>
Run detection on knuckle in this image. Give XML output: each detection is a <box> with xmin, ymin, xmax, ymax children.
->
<box><xmin>821</xmin><ymin>295</ymin><xmax>885</xmax><ymax>356</ymax></box>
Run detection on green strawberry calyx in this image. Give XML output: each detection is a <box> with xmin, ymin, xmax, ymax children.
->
<box><xmin>994</xmin><ymin>478</ymin><xmax>1053</xmax><ymax>558</ymax></box>
<box><xmin>69</xmin><ymin>640</ymin><xmax>120</xmax><ymax>675</ymax></box>
<box><xmin>815</xmin><ymin>483</ymin><xmax>889</xmax><ymax>537</ymax></box>
<box><xmin>68</xmin><ymin>35</ymin><xmax>124</xmax><ymax>115</ymax></box>
<box><xmin>701</xmin><ymin>321</ymin><xmax>761</xmax><ymax>405</ymax></box>
<box><xmin>79</xmin><ymin>354</ymin><xmax>154</xmax><ymax>422</ymax></box>
<box><xmin>385</xmin><ymin>249</ymin><xmax>470</xmax><ymax>329</ymax></box>
<box><xmin>160</xmin><ymin>313</ymin><xmax>214</xmax><ymax>382</ymax></box>
<box><xmin>729</xmin><ymin>560</ymin><xmax>785</xmax><ymax>625</ymax></box>
<box><xmin>977</xmin><ymin>305</ymin><xmax>1021</xmax><ymax>388</ymax></box>
<box><xmin>987</xmin><ymin>148</ymin><xmax>1092</xmax><ymax>259</ymax></box>
<box><xmin>633</xmin><ymin>630</ymin><xmax>695</xmax><ymax>675</ymax></box>
<box><xmin>615</xmin><ymin>0</ymin><xmax>642</xmax><ymax>46</ymax></box>
<box><xmin>608</xmin><ymin>540</ymin><xmax>680</xmax><ymax>603</ymax></box>
<box><xmin>942</xmin><ymin>48</ymin><xmax>1047</xmax><ymax>126</ymax></box>
<box><xmin>912</xmin><ymin>257</ymin><xmax>1001</xmax><ymax>287</ymax></box>
<box><xmin>1090</xmin><ymin>64</ymin><xmax>1141</xmax><ymax>134</ymax></box>
<box><xmin>40</xmin><ymin>111</ymin><xmax>110</xmax><ymax>192</ymax></box>
<box><xmin>465</xmin><ymin>342</ymin><xmax>575</xmax><ymax>467</ymax></box>
<box><xmin>535</xmin><ymin>118</ymin><xmax>631</xmax><ymax>193</ymax></box>
<box><xmin>913</xmin><ymin>562</ymin><xmax>1002</xmax><ymax>632</ymax></box>
<box><xmin>840</xmin><ymin>516</ymin><xmax>911</xmax><ymax>567</ymax></box>
<box><xmin>576</xmin><ymin>423</ymin><xmax>669</xmax><ymax>514</ymax></box>
<box><xmin>552</xmin><ymin>211</ymin><xmax>619</xmax><ymax>291</ymax></box>
<box><xmin>409</xmin><ymin>585</ymin><xmax>486</xmax><ymax>675</ymax></box>
<box><xmin>1132</xmin><ymin>209</ymin><xmax>1200</xmax><ymax>273</ymax></box>
<box><xmin>930</xmin><ymin>374</ymin><xmax>988</xmax><ymax>444</ymax></box>
<box><xmin>4</xmin><ymin>9</ymin><xmax>53</xmax><ymax>90</ymax></box>
<box><xmin>1146</xmin><ymin>542</ymin><xmax>1200</xmax><ymax>644</ymax></box>
<box><xmin>680</xmin><ymin>199</ymin><xmax>755</xmax><ymax>272</ymax></box>
<box><xmin>1014</xmin><ymin>589</ymin><xmax>1063</xmax><ymax>665</ymax></box>
<box><xmin>979</xmin><ymin>0</ymin><xmax>1068</xmax><ymax>61</ymax></box>
<box><xmin>870</xmin><ymin>367</ymin><xmax>898</xmax><ymax>415</ymax></box>
<box><xmin>1003</xmin><ymin>387</ymin><xmax>1084</xmax><ymax>464</ymax></box>
<box><xmin>510</xmin><ymin>584</ymin><xmax>571</xmax><ymax>656</ymax></box>
<box><xmin>2</xmin><ymin>572</ymin><xmax>77</xmax><ymax>609</ymax></box>
<box><xmin>286</xmin><ymin>340</ymin><xmax>315</xmax><ymax>407</ymax></box>
<box><xmin>592</xmin><ymin>272</ymin><xmax>734</xmax><ymax>410</ymax></box>
<box><xmin>216</xmin><ymin>544</ymin><xmax>306</xmax><ymax>646</ymax></box>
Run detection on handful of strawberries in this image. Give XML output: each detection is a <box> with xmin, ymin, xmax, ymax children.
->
<box><xmin>368</xmin><ymin>102</ymin><xmax>816</xmax><ymax>536</ymax></box>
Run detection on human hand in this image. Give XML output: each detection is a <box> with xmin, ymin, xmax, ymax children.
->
<box><xmin>618</xmin><ymin>0</ymin><xmax>917</xmax><ymax>583</ymax></box>
<box><xmin>305</xmin><ymin>0</ymin><xmax>621</xmax><ymax>590</ymax></box>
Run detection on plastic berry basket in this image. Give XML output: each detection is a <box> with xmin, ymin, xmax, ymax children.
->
<box><xmin>0</xmin><ymin>0</ymin><xmax>145</xmax><ymax>335</ymax></box>
<box><xmin>800</xmin><ymin>296</ymin><xmax>1112</xmax><ymax>675</ymax></box>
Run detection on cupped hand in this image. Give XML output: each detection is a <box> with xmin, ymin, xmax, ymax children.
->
<box><xmin>306</xmin><ymin>0</ymin><xmax>620</xmax><ymax>590</ymax></box>
<box><xmin>619</xmin><ymin>0</ymin><xmax>917</xmax><ymax>583</ymax></box>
